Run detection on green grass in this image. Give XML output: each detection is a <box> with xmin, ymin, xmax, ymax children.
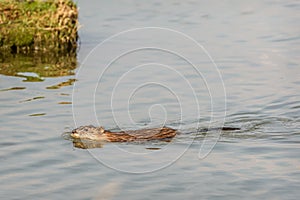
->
<box><xmin>0</xmin><ymin>0</ymin><xmax>79</xmax><ymax>53</ymax></box>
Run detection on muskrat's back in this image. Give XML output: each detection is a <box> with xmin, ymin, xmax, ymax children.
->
<box><xmin>71</xmin><ymin>125</ymin><xmax>177</xmax><ymax>142</ymax></box>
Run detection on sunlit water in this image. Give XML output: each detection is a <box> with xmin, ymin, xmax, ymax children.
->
<box><xmin>1</xmin><ymin>0</ymin><xmax>299</xmax><ymax>199</ymax></box>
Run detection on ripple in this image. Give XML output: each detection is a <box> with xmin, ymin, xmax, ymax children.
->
<box><xmin>28</xmin><ymin>113</ymin><xmax>46</xmax><ymax>117</ymax></box>
<box><xmin>0</xmin><ymin>86</ymin><xmax>26</xmax><ymax>91</ymax></box>
<box><xmin>19</xmin><ymin>96</ymin><xmax>45</xmax><ymax>103</ymax></box>
<box><xmin>271</xmin><ymin>36</ymin><xmax>300</xmax><ymax>42</ymax></box>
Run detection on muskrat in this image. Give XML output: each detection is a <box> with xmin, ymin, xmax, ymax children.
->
<box><xmin>70</xmin><ymin>125</ymin><xmax>177</xmax><ymax>142</ymax></box>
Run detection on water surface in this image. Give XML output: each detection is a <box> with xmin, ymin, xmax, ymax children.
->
<box><xmin>1</xmin><ymin>0</ymin><xmax>299</xmax><ymax>199</ymax></box>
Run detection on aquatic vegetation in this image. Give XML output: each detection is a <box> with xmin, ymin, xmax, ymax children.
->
<box><xmin>0</xmin><ymin>0</ymin><xmax>79</xmax><ymax>53</ymax></box>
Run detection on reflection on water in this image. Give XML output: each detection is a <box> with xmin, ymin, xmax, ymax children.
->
<box><xmin>73</xmin><ymin>140</ymin><xmax>104</xmax><ymax>149</ymax></box>
<box><xmin>28</xmin><ymin>113</ymin><xmax>46</xmax><ymax>117</ymax></box>
<box><xmin>0</xmin><ymin>52</ymin><xmax>77</xmax><ymax>81</ymax></box>
<box><xmin>46</xmin><ymin>78</ymin><xmax>77</xmax><ymax>89</ymax></box>
<box><xmin>0</xmin><ymin>86</ymin><xmax>26</xmax><ymax>91</ymax></box>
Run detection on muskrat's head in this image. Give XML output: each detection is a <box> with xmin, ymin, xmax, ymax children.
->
<box><xmin>70</xmin><ymin>125</ymin><xmax>105</xmax><ymax>140</ymax></box>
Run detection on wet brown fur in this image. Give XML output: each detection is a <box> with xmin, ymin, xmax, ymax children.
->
<box><xmin>71</xmin><ymin>126</ymin><xmax>177</xmax><ymax>142</ymax></box>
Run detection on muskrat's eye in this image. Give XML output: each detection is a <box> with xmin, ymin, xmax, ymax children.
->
<box><xmin>98</xmin><ymin>127</ymin><xmax>105</xmax><ymax>133</ymax></box>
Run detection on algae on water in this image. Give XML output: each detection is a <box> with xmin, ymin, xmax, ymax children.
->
<box><xmin>0</xmin><ymin>0</ymin><xmax>79</xmax><ymax>53</ymax></box>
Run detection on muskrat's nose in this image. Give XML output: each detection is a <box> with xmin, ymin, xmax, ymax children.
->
<box><xmin>70</xmin><ymin>130</ymin><xmax>79</xmax><ymax>139</ymax></box>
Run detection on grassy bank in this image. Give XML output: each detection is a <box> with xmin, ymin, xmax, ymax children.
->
<box><xmin>0</xmin><ymin>0</ymin><xmax>79</xmax><ymax>53</ymax></box>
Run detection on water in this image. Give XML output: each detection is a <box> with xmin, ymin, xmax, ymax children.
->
<box><xmin>1</xmin><ymin>0</ymin><xmax>300</xmax><ymax>199</ymax></box>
